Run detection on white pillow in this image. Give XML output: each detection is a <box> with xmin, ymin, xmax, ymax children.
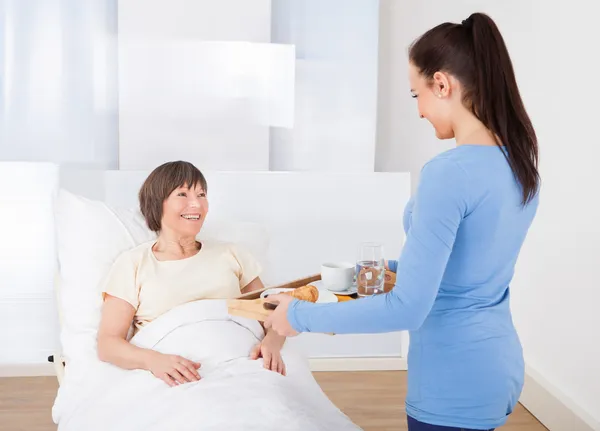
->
<box><xmin>54</xmin><ymin>189</ymin><xmax>270</xmax><ymax>364</ymax></box>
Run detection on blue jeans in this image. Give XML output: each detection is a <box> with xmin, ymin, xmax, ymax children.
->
<box><xmin>407</xmin><ymin>416</ymin><xmax>495</xmax><ymax>431</ymax></box>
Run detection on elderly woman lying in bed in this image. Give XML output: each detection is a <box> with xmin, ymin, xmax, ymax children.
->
<box><xmin>96</xmin><ymin>161</ymin><xmax>285</xmax><ymax>387</ymax></box>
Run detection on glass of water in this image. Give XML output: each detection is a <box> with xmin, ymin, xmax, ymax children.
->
<box><xmin>356</xmin><ymin>242</ymin><xmax>385</xmax><ymax>297</ymax></box>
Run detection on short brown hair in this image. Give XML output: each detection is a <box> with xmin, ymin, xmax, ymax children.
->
<box><xmin>138</xmin><ymin>161</ymin><xmax>208</xmax><ymax>233</ymax></box>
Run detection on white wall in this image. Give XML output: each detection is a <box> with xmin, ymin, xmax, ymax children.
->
<box><xmin>375</xmin><ymin>0</ymin><xmax>533</xmax><ymax>191</ymax></box>
<box><xmin>375</xmin><ymin>0</ymin><xmax>455</xmax><ymax>191</ymax></box>
<box><xmin>510</xmin><ymin>1</ymin><xmax>600</xmax><ymax>427</ymax></box>
<box><xmin>0</xmin><ymin>0</ymin><xmax>118</xmax><ymax>169</ymax></box>
<box><xmin>118</xmin><ymin>0</ymin><xmax>380</xmax><ymax>173</ymax></box>
<box><xmin>117</xmin><ymin>0</ymin><xmax>281</xmax><ymax>171</ymax></box>
<box><xmin>269</xmin><ymin>0</ymin><xmax>380</xmax><ymax>172</ymax></box>
<box><xmin>377</xmin><ymin>0</ymin><xmax>600</xmax><ymax>427</ymax></box>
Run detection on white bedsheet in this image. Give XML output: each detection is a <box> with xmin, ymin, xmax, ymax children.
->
<box><xmin>52</xmin><ymin>299</ymin><xmax>361</xmax><ymax>431</ymax></box>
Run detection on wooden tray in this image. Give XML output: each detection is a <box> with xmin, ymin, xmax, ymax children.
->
<box><xmin>227</xmin><ymin>270</ymin><xmax>396</xmax><ymax>322</ymax></box>
<box><xmin>226</xmin><ymin>298</ymin><xmax>275</xmax><ymax>321</ymax></box>
<box><xmin>227</xmin><ymin>274</ymin><xmax>321</xmax><ymax>321</ymax></box>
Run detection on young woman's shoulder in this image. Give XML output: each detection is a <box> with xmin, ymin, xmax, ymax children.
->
<box><xmin>422</xmin><ymin>150</ymin><xmax>470</xmax><ymax>184</ymax></box>
<box><xmin>417</xmin><ymin>150</ymin><xmax>473</xmax><ymax>214</ymax></box>
<box><xmin>422</xmin><ymin>145</ymin><xmax>509</xmax><ymax>185</ymax></box>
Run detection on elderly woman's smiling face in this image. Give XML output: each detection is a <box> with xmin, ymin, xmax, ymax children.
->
<box><xmin>161</xmin><ymin>182</ymin><xmax>209</xmax><ymax>238</ymax></box>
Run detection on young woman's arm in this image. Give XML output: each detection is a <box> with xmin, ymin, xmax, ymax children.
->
<box><xmin>97</xmin><ymin>295</ymin><xmax>201</xmax><ymax>386</ymax></box>
<box><xmin>285</xmin><ymin>158</ymin><xmax>469</xmax><ymax>334</ymax></box>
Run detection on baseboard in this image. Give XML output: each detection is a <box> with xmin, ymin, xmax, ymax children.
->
<box><xmin>0</xmin><ymin>363</ymin><xmax>56</xmax><ymax>378</ymax></box>
<box><xmin>520</xmin><ymin>365</ymin><xmax>600</xmax><ymax>431</ymax></box>
<box><xmin>309</xmin><ymin>356</ymin><xmax>407</xmax><ymax>372</ymax></box>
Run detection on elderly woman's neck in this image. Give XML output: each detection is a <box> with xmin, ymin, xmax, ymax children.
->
<box><xmin>153</xmin><ymin>233</ymin><xmax>200</xmax><ymax>258</ymax></box>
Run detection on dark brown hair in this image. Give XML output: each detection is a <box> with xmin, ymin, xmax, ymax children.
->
<box><xmin>139</xmin><ymin>161</ymin><xmax>208</xmax><ymax>232</ymax></box>
<box><xmin>409</xmin><ymin>12</ymin><xmax>540</xmax><ymax>205</ymax></box>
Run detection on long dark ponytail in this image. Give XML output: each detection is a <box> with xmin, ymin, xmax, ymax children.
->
<box><xmin>409</xmin><ymin>12</ymin><xmax>539</xmax><ymax>205</ymax></box>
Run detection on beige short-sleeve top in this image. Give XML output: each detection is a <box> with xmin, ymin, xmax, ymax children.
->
<box><xmin>100</xmin><ymin>240</ymin><xmax>262</xmax><ymax>332</ymax></box>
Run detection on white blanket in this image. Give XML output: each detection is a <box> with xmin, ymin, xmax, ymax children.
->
<box><xmin>52</xmin><ymin>299</ymin><xmax>361</xmax><ymax>431</ymax></box>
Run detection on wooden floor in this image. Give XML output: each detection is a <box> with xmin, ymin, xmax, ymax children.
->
<box><xmin>0</xmin><ymin>371</ymin><xmax>547</xmax><ymax>431</ymax></box>
<box><xmin>313</xmin><ymin>372</ymin><xmax>547</xmax><ymax>431</ymax></box>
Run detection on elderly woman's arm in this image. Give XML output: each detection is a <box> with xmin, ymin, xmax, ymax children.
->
<box><xmin>242</xmin><ymin>277</ymin><xmax>287</xmax><ymax>375</ymax></box>
<box><xmin>97</xmin><ymin>295</ymin><xmax>201</xmax><ymax>386</ymax></box>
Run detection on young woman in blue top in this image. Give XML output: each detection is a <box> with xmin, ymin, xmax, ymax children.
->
<box><xmin>264</xmin><ymin>12</ymin><xmax>540</xmax><ymax>431</ymax></box>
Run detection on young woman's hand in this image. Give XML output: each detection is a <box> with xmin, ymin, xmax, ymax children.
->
<box><xmin>145</xmin><ymin>351</ymin><xmax>201</xmax><ymax>387</ymax></box>
<box><xmin>385</xmin><ymin>259</ymin><xmax>399</xmax><ymax>273</ymax></box>
<box><xmin>250</xmin><ymin>333</ymin><xmax>286</xmax><ymax>376</ymax></box>
<box><xmin>263</xmin><ymin>294</ymin><xmax>299</xmax><ymax>337</ymax></box>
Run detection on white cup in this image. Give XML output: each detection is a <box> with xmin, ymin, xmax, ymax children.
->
<box><xmin>321</xmin><ymin>262</ymin><xmax>355</xmax><ymax>292</ymax></box>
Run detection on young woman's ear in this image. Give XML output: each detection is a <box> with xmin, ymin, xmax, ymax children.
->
<box><xmin>432</xmin><ymin>71</ymin><xmax>451</xmax><ymax>98</ymax></box>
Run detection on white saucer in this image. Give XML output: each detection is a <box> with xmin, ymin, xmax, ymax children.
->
<box><xmin>310</xmin><ymin>280</ymin><xmax>358</xmax><ymax>296</ymax></box>
<box><xmin>260</xmin><ymin>287</ymin><xmax>338</xmax><ymax>304</ymax></box>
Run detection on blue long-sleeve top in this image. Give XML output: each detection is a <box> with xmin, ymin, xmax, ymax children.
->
<box><xmin>287</xmin><ymin>145</ymin><xmax>539</xmax><ymax>429</ymax></box>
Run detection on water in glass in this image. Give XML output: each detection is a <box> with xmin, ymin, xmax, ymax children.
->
<box><xmin>356</xmin><ymin>243</ymin><xmax>385</xmax><ymax>297</ymax></box>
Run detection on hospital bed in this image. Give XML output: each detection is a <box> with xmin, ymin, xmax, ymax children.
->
<box><xmin>47</xmin><ymin>168</ymin><xmax>410</xmax><ymax>430</ymax></box>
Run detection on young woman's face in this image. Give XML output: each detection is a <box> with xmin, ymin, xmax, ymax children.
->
<box><xmin>408</xmin><ymin>62</ymin><xmax>455</xmax><ymax>140</ymax></box>
<box><xmin>161</xmin><ymin>182</ymin><xmax>208</xmax><ymax>238</ymax></box>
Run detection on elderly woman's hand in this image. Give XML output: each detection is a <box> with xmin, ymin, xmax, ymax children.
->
<box><xmin>145</xmin><ymin>351</ymin><xmax>201</xmax><ymax>387</ymax></box>
<box><xmin>250</xmin><ymin>330</ymin><xmax>287</xmax><ymax>376</ymax></box>
<box><xmin>263</xmin><ymin>294</ymin><xmax>299</xmax><ymax>337</ymax></box>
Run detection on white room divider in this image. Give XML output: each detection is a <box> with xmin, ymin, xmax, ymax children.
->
<box><xmin>0</xmin><ymin>163</ymin><xmax>60</xmax><ymax>365</ymax></box>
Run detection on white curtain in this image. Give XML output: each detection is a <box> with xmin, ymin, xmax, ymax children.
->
<box><xmin>0</xmin><ymin>0</ymin><xmax>118</xmax><ymax>168</ymax></box>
